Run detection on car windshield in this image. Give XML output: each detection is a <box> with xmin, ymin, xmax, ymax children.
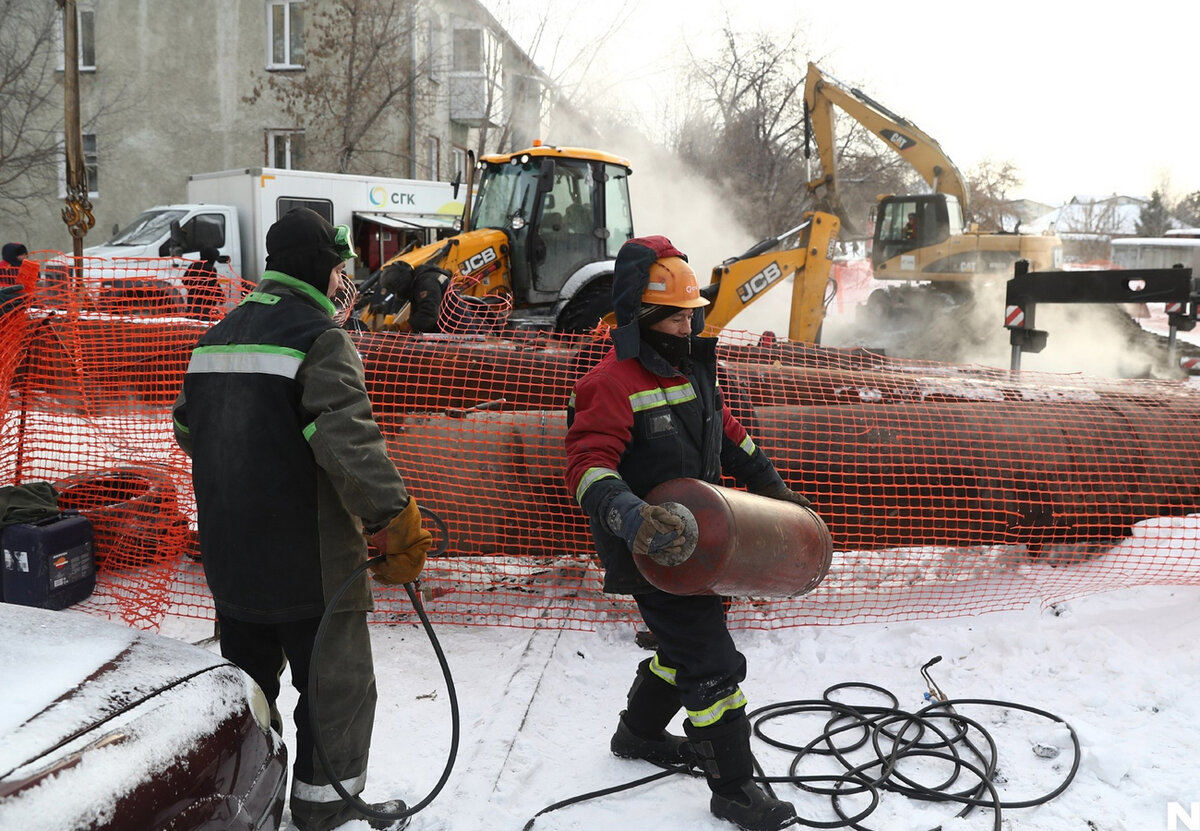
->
<box><xmin>108</xmin><ymin>210</ymin><xmax>189</xmax><ymax>245</ymax></box>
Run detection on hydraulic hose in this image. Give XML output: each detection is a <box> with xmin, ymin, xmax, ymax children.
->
<box><xmin>308</xmin><ymin>507</ymin><xmax>458</xmax><ymax>826</ymax></box>
<box><xmin>522</xmin><ymin>656</ymin><xmax>1079</xmax><ymax>830</ymax></box>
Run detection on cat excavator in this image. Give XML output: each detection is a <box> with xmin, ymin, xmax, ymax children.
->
<box><xmin>355</xmin><ymin>142</ymin><xmax>840</xmax><ymax>343</ymax></box>
<box><xmin>803</xmin><ymin>62</ymin><xmax>1061</xmax><ymax>296</ymax></box>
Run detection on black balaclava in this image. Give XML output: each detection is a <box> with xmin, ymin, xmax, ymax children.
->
<box><xmin>611</xmin><ymin>236</ymin><xmax>688</xmax><ymax>360</ymax></box>
<box><xmin>639</xmin><ymin>304</ymin><xmax>692</xmax><ymax>368</ymax></box>
<box><xmin>264</xmin><ymin>208</ymin><xmax>344</xmax><ymax>293</ymax></box>
<box><xmin>2</xmin><ymin>243</ymin><xmax>29</xmax><ymax>267</ymax></box>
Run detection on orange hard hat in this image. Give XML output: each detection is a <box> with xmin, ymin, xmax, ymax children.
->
<box><xmin>642</xmin><ymin>256</ymin><xmax>709</xmax><ymax>308</ymax></box>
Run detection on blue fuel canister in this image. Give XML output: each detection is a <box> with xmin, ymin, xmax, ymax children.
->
<box><xmin>1</xmin><ymin>510</ymin><xmax>96</xmax><ymax>610</ymax></box>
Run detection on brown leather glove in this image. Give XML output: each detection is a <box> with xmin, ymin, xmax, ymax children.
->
<box><xmin>366</xmin><ymin>498</ymin><xmax>432</xmax><ymax>585</ymax></box>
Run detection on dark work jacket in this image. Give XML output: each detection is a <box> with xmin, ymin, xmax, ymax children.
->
<box><xmin>172</xmin><ymin>272</ymin><xmax>409</xmax><ymax>623</ymax></box>
<box><xmin>564</xmin><ymin>335</ymin><xmax>785</xmax><ymax>593</ymax></box>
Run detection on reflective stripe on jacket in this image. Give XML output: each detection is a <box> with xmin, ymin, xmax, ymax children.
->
<box><xmin>173</xmin><ymin>274</ymin><xmax>409</xmax><ymax>623</ymax></box>
<box><xmin>564</xmin><ymin>336</ymin><xmax>783</xmax><ymax>593</ymax></box>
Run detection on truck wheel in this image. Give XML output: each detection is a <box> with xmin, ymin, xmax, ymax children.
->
<box><xmin>557</xmin><ymin>277</ymin><xmax>613</xmax><ymax>333</ymax></box>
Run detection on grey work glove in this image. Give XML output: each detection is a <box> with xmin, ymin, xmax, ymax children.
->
<box><xmin>644</xmin><ymin>501</ymin><xmax>699</xmax><ymax>566</ymax></box>
<box><xmin>607</xmin><ymin>493</ymin><xmax>697</xmax><ymax>565</ymax></box>
<box><xmin>757</xmin><ymin>481</ymin><xmax>812</xmax><ymax>508</ymax></box>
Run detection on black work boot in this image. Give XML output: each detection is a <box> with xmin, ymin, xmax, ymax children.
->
<box><xmin>293</xmin><ymin>797</ymin><xmax>410</xmax><ymax>831</ymax></box>
<box><xmin>611</xmin><ymin>712</ymin><xmax>693</xmax><ymax>765</ymax></box>
<box><xmin>610</xmin><ymin>657</ymin><xmax>693</xmax><ymax>766</ymax></box>
<box><xmin>364</xmin><ymin>799</ymin><xmax>410</xmax><ymax>830</ymax></box>
<box><xmin>685</xmin><ymin>713</ymin><xmax>797</xmax><ymax>831</ymax></box>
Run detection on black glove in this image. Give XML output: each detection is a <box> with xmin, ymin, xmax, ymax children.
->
<box><xmin>757</xmin><ymin>481</ymin><xmax>812</xmax><ymax>508</ymax></box>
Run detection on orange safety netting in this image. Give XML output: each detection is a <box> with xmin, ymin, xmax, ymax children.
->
<box><xmin>3</xmin><ymin>254</ymin><xmax>1200</xmax><ymax>632</ymax></box>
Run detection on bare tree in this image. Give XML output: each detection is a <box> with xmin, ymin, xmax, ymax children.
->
<box><xmin>671</xmin><ymin>28</ymin><xmax>915</xmax><ymax>240</ymax></box>
<box><xmin>673</xmin><ymin>27</ymin><xmax>811</xmax><ymax>235</ymax></box>
<box><xmin>1053</xmin><ymin>197</ymin><xmax>1131</xmax><ymax>263</ymax></box>
<box><xmin>0</xmin><ymin>0</ymin><xmax>67</xmax><ymax>225</ymax></box>
<box><xmin>965</xmin><ymin>158</ymin><xmax>1024</xmax><ymax>231</ymax></box>
<box><xmin>245</xmin><ymin>0</ymin><xmax>433</xmax><ymax>176</ymax></box>
<box><xmin>469</xmin><ymin>21</ymin><xmax>517</xmax><ymax>157</ymax></box>
<box><xmin>472</xmin><ymin>0</ymin><xmax>634</xmax><ymax>156</ymax></box>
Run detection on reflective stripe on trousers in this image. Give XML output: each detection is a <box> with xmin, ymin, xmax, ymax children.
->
<box><xmin>291</xmin><ymin>770</ymin><xmax>367</xmax><ymax>804</ymax></box>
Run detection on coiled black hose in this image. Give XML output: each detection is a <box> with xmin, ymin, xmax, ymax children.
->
<box><xmin>523</xmin><ymin>657</ymin><xmax>1079</xmax><ymax>830</ymax></box>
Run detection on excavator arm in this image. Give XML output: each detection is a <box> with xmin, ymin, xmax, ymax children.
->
<box><xmin>702</xmin><ymin>211</ymin><xmax>841</xmax><ymax>342</ymax></box>
<box><xmin>803</xmin><ymin>61</ymin><xmax>969</xmax><ymax>210</ymax></box>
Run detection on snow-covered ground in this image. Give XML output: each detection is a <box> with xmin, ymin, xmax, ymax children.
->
<box><xmin>158</xmin><ymin>582</ymin><xmax>1200</xmax><ymax>830</ymax></box>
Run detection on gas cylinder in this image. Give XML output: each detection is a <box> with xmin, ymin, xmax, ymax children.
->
<box><xmin>635</xmin><ymin>478</ymin><xmax>833</xmax><ymax>598</ymax></box>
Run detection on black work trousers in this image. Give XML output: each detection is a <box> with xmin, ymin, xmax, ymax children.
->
<box><xmin>633</xmin><ymin>590</ymin><xmax>747</xmax><ymax>724</ymax></box>
<box><xmin>216</xmin><ymin>610</ymin><xmax>378</xmax><ymax>831</ymax></box>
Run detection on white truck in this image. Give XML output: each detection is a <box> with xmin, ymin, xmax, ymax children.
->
<box><xmin>82</xmin><ymin>167</ymin><xmax>465</xmax><ymax>286</ymax></box>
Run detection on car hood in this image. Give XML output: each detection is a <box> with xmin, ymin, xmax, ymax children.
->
<box><xmin>0</xmin><ymin>604</ymin><xmax>231</xmax><ymax>780</ymax></box>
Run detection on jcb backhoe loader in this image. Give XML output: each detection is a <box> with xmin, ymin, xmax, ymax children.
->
<box><xmin>356</xmin><ymin>142</ymin><xmax>840</xmax><ymax>343</ymax></box>
<box><xmin>803</xmin><ymin>62</ymin><xmax>1061</xmax><ymax>288</ymax></box>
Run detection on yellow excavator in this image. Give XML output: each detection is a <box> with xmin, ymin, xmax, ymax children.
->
<box><xmin>803</xmin><ymin>62</ymin><xmax>1061</xmax><ymax>286</ymax></box>
<box><xmin>356</xmin><ymin>142</ymin><xmax>840</xmax><ymax>343</ymax></box>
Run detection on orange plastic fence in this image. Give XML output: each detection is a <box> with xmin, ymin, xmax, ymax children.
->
<box><xmin>3</xmin><ymin>254</ymin><xmax>1200</xmax><ymax>632</ymax></box>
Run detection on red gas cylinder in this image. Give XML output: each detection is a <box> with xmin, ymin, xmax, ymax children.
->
<box><xmin>636</xmin><ymin>478</ymin><xmax>833</xmax><ymax>598</ymax></box>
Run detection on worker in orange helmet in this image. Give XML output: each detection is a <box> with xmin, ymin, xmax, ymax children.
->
<box><xmin>564</xmin><ymin>235</ymin><xmax>810</xmax><ymax>831</ymax></box>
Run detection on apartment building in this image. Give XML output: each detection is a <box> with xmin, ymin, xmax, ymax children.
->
<box><xmin>7</xmin><ymin>0</ymin><xmax>550</xmax><ymax>251</ymax></box>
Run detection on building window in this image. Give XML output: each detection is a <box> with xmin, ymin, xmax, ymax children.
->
<box><xmin>426</xmin><ymin>136</ymin><xmax>440</xmax><ymax>179</ymax></box>
<box><xmin>79</xmin><ymin>9</ymin><xmax>95</xmax><ymax>70</ymax></box>
<box><xmin>267</xmin><ymin>130</ymin><xmax>305</xmax><ymax>169</ymax></box>
<box><xmin>58</xmin><ymin>132</ymin><xmax>99</xmax><ymax>198</ymax></box>
<box><xmin>427</xmin><ymin>16</ymin><xmax>442</xmax><ymax>83</ymax></box>
<box><xmin>83</xmin><ymin>133</ymin><xmax>98</xmax><ymax>193</ymax></box>
<box><xmin>276</xmin><ymin>198</ymin><xmax>332</xmax><ymax>225</ymax></box>
<box><xmin>452</xmin><ymin>27</ymin><xmax>483</xmax><ymax>72</ymax></box>
<box><xmin>56</xmin><ymin>4</ymin><xmax>97</xmax><ymax>72</ymax></box>
<box><xmin>451</xmin><ymin>147</ymin><xmax>468</xmax><ymax>181</ymax></box>
<box><xmin>267</xmin><ymin>0</ymin><xmax>305</xmax><ymax>69</ymax></box>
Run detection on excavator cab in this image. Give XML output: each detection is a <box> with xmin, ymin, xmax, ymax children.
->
<box><xmin>871</xmin><ymin>193</ymin><xmax>964</xmax><ymax>275</ymax></box>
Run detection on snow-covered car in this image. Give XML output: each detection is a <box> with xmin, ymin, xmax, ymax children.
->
<box><xmin>0</xmin><ymin>602</ymin><xmax>286</xmax><ymax>830</ymax></box>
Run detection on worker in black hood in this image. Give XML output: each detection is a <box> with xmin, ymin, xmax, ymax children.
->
<box><xmin>1</xmin><ymin>242</ymin><xmax>29</xmax><ymax>279</ymax></box>
<box><xmin>1</xmin><ymin>243</ymin><xmax>30</xmax><ymax>314</ymax></box>
<box><xmin>173</xmin><ymin>207</ymin><xmax>431</xmax><ymax>831</ymax></box>
<box><xmin>264</xmin><ymin>208</ymin><xmax>346</xmax><ymax>293</ymax></box>
<box><xmin>181</xmin><ymin>246</ymin><xmax>228</xmax><ymax>320</ymax></box>
<box><xmin>373</xmin><ymin>260</ymin><xmax>450</xmax><ymax>333</ymax></box>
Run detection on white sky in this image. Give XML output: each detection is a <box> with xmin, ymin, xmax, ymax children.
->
<box><xmin>495</xmin><ymin>0</ymin><xmax>1200</xmax><ymax>205</ymax></box>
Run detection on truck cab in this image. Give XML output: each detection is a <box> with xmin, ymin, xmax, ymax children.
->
<box><xmin>36</xmin><ymin>205</ymin><xmax>243</xmax><ymax>316</ymax></box>
<box><xmin>90</xmin><ymin>205</ymin><xmax>243</xmax><ymax>277</ymax></box>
